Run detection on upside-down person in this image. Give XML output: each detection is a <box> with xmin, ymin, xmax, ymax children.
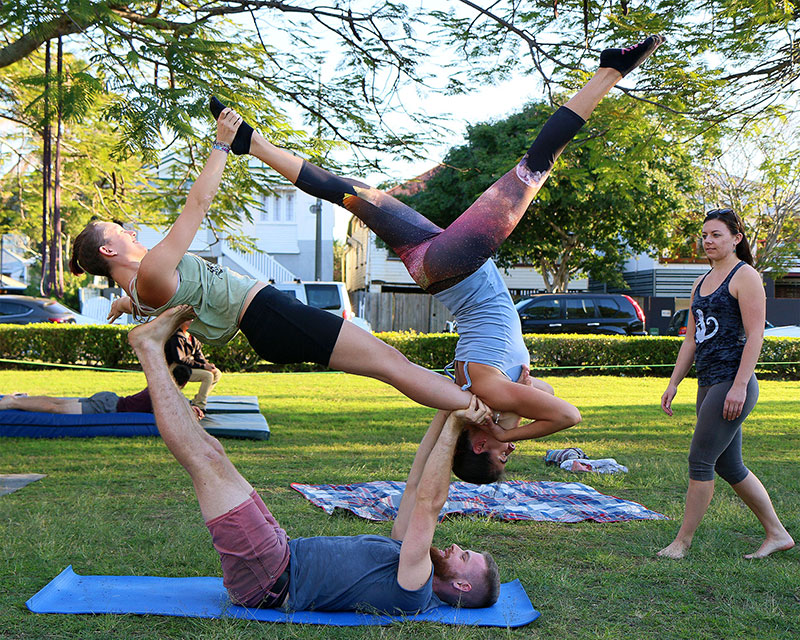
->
<box><xmin>125</xmin><ymin>304</ymin><xmax>501</xmax><ymax>613</ymax></box>
<box><xmin>203</xmin><ymin>35</ymin><xmax>665</xmax><ymax>483</ymax></box>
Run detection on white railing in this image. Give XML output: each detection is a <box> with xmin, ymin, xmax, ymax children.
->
<box><xmin>221</xmin><ymin>241</ymin><xmax>297</xmax><ymax>283</ymax></box>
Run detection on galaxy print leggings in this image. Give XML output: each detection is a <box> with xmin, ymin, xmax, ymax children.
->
<box><xmin>295</xmin><ymin>106</ymin><xmax>586</xmax><ymax>294</ymax></box>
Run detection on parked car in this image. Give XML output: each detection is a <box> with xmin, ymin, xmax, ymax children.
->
<box><xmin>271</xmin><ymin>281</ymin><xmax>373</xmax><ymax>332</ymax></box>
<box><xmin>515</xmin><ymin>293</ymin><xmax>646</xmax><ymax>335</ymax></box>
<box><xmin>666</xmin><ymin>308</ymin><xmax>691</xmax><ymax>336</ymax></box>
<box><xmin>764</xmin><ymin>324</ymin><xmax>800</xmax><ymax>338</ymax></box>
<box><xmin>0</xmin><ymin>295</ymin><xmax>87</xmax><ymax>324</ymax></box>
<box><xmin>667</xmin><ymin>308</ymin><xmax>774</xmax><ymax>336</ymax></box>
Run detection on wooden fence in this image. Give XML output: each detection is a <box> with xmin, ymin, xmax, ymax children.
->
<box><xmin>351</xmin><ymin>291</ymin><xmax>455</xmax><ymax>333</ymax></box>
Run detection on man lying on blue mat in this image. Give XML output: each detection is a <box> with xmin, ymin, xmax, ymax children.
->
<box><xmin>127</xmin><ymin>305</ymin><xmax>501</xmax><ymax>614</ymax></box>
<box><xmin>0</xmin><ymin>364</ymin><xmax>202</xmax><ymax>418</ymax></box>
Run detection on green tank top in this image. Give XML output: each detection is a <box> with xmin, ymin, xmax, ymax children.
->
<box><xmin>130</xmin><ymin>253</ymin><xmax>260</xmax><ymax>345</ymax></box>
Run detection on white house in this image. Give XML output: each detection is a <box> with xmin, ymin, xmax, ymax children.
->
<box><xmin>593</xmin><ymin>253</ymin><xmax>710</xmax><ymax>298</ymax></box>
<box><xmin>135</xmin><ymin>183</ymin><xmax>335</xmax><ymax>283</ymax></box>
<box><xmin>0</xmin><ymin>234</ymin><xmax>33</xmax><ymax>291</ymax></box>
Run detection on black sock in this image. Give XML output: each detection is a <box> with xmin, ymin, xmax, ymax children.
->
<box><xmin>599</xmin><ymin>34</ymin><xmax>664</xmax><ymax>77</ymax></box>
<box><xmin>517</xmin><ymin>106</ymin><xmax>586</xmax><ymax>187</ymax></box>
<box><xmin>209</xmin><ymin>96</ymin><xmax>254</xmax><ymax>155</ymax></box>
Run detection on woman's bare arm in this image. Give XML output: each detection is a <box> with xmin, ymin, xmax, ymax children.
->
<box><xmin>468</xmin><ymin>369</ymin><xmax>581</xmax><ymax>442</ymax></box>
<box><xmin>661</xmin><ymin>279</ymin><xmax>700</xmax><ymax>416</ymax></box>
<box><xmin>724</xmin><ymin>265</ymin><xmax>766</xmax><ymax>419</ymax></box>
<box><xmin>135</xmin><ymin>109</ymin><xmax>241</xmax><ymax>306</ymax></box>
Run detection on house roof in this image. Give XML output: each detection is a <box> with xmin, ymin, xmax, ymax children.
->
<box><xmin>386</xmin><ymin>165</ymin><xmax>444</xmax><ymax>197</ymax></box>
<box><xmin>0</xmin><ymin>273</ymin><xmax>27</xmax><ymax>291</ymax></box>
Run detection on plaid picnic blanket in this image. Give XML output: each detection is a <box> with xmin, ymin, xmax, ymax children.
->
<box><xmin>290</xmin><ymin>480</ymin><xmax>666</xmax><ymax>524</ymax></box>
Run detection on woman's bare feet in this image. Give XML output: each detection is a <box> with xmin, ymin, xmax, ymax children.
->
<box><xmin>744</xmin><ymin>533</ymin><xmax>795</xmax><ymax>559</ymax></box>
<box><xmin>128</xmin><ymin>305</ymin><xmax>195</xmax><ymax>357</ymax></box>
<box><xmin>657</xmin><ymin>539</ymin><xmax>691</xmax><ymax>559</ymax></box>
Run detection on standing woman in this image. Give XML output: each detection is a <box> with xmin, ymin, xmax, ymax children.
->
<box><xmin>658</xmin><ymin>209</ymin><xmax>793</xmax><ymax>559</ymax></box>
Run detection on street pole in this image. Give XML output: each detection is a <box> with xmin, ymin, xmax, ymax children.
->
<box><xmin>311</xmin><ymin>199</ymin><xmax>323</xmax><ymax>281</ymax></box>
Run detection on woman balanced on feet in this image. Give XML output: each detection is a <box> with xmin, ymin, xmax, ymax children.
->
<box><xmin>206</xmin><ymin>35</ymin><xmax>665</xmax><ymax>483</ymax></box>
<box><xmin>658</xmin><ymin>209</ymin><xmax>794</xmax><ymax>559</ymax></box>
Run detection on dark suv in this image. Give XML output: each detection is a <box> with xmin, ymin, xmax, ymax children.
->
<box><xmin>515</xmin><ymin>293</ymin><xmax>646</xmax><ymax>335</ymax></box>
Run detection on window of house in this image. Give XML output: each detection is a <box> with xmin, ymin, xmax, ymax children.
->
<box><xmin>284</xmin><ymin>192</ymin><xmax>295</xmax><ymax>221</ymax></box>
<box><xmin>259</xmin><ymin>193</ymin><xmax>271</xmax><ymax>223</ymax></box>
<box><xmin>272</xmin><ymin>194</ymin><xmax>282</xmax><ymax>222</ymax></box>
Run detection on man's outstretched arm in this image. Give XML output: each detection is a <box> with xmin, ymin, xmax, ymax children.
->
<box><xmin>395</xmin><ymin>397</ymin><xmax>491</xmax><ymax>592</ymax></box>
<box><xmin>391</xmin><ymin>409</ymin><xmax>450</xmax><ymax>541</ymax></box>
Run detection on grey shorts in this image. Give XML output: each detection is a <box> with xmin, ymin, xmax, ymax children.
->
<box><xmin>79</xmin><ymin>391</ymin><xmax>120</xmax><ymax>414</ymax></box>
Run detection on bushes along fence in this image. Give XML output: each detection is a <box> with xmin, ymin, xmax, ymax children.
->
<box><xmin>0</xmin><ymin>324</ymin><xmax>797</xmax><ymax>378</ymax></box>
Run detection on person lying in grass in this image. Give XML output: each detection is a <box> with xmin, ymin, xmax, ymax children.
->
<box><xmin>0</xmin><ymin>364</ymin><xmax>203</xmax><ymax>419</ymax></box>
<box><xmin>126</xmin><ymin>304</ymin><xmax>501</xmax><ymax>612</ymax></box>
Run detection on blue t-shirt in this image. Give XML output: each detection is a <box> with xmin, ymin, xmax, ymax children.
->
<box><xmin>433</xmin><ymin>259</ymin><xmax>529</xmax><ymax>382</ymax></box>
<box><xmin>287</xmin><ymin>535</ymin><xmax>442</xmax><ymax>614</ymax></box>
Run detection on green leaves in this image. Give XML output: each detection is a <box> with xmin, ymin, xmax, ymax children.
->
<box><xmin>401</xmin><ymin>96</ymin><xmax>698</xmax><ymax>292</ymax></box>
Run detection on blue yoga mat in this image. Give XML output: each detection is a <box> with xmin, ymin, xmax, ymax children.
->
<box><xmin>0</xmin><ymin>395</ymin><xmax>269</xmax><ymax>440</ymax></box>
<box><xmin>27</xmin><ymin>566</ymin><xmax>540</xmax><ymax>627</ymax></box>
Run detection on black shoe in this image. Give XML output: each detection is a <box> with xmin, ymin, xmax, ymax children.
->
<box><xmin>209</xmin><ymin>96</ymin><xmax>254</xmax><ymax>155</ymax></box>
<box><xmin>599</xmin><ymin>34</ymin><xmax>665</xmax><ymax>77</ymax></box>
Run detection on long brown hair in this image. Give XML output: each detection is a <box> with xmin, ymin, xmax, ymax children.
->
<box><xmin>703</xmin><ymin>208</ymin><xmax>754</xmax><ymax>266</ymax></box>
<box><xmin>70</xmin><ymin>221</ymin><xmax>112</xmax><ymax>278</ymax></box>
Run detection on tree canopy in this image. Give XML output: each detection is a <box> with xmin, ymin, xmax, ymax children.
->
<box><xmin>669</xmin><ymin>116</ymin><xmax>800</xmax><ymax>278</ymax></box>
<box><xmin>400</xmin><ymin>97</ymin><xmax>699</xmax><ymax>292</ymax></box>
<box><xmin>3</xmin><ymin>1</ymin><xmax>798</xmax><ymax>163</ymax></box>
<box><xmin>1</xmin><ymin>1</ymin><xmax>798</xmax><ymax>294</ymax></box>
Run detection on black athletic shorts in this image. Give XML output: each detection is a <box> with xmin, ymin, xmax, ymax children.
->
<box><xmin>239</xmin><ymin>285</ymin><xmax>344</xmax><ymax>366</ymax></box>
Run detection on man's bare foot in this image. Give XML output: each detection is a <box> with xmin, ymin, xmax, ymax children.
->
<box><xmin>657</xmin><ymin>539</ymin><xmax>691</xmax><ymax>559</ymax></box>
<box><xmin>128</xmin><ymin>305</ymin><xmax>195</xmax><ymax>355</ymax></box>
<box><xmin>744</xmin><ymin>533</ymin><xmax>795</xmax><ymax>559</ymax></box>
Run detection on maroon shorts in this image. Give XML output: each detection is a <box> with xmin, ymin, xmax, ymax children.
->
<box><xmin>205</xmin><ymin>490</ymin><xmax>290</xmax><ymax>608</ymax></box>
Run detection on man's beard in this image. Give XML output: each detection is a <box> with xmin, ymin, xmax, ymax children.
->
<box><xmin>429</xmin><ymin>546</ymin><xmax>457</xmax><ymax>582</ymax></box>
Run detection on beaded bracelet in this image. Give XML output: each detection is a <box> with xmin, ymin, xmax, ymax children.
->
<box><xmin>212</xmin><ymin>141</ymin><xmax>231</xmax><ymax>154</ymax></box>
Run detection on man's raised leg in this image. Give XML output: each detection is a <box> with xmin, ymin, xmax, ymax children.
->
<box><xmin>127</xmin><ymin>306</ymin><xmax>253</xmax><ymax>522</ymax></box>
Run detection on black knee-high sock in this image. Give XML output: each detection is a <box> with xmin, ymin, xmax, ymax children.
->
<box><xmin>209</xmin><ymin>96</ymin><xmax>253</xmax><ymax>155</ymax></box>
<box><xmin>517</xmin><ymin>106</ymin><xmax>586</xmax><ymax>187</ymax></box>
<box><xmin>295</xmin><ymin>161</ymin><xmax>366</xmax><ymax>206</ymax></box>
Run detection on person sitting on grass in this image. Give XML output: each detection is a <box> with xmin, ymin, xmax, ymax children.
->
<box><xmin>0</xmin><ymin>364</ymin><xmax>204</xmax><ymax>419</ymax></box>
<box><xmin>165</xmin><ymin>320</ymin><xmax>222</xmax><ymax>411</ymax></box>
<box><xmin>126</xmin><ymin>304</ymin><xmax>501</xmax><ymax>613</ymax></box>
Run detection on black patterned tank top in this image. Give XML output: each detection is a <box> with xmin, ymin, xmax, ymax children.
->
<box><xmin>692</xmin><ymin>261</ymin><xmax>747</xmax><ymax>386</ymax></box>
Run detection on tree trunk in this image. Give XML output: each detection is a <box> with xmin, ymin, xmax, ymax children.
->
<box><xmin>40</xmin><ymin>40</ymin><xmax>51</xmax><ymax>296</ymax></box>
<box><xmin>52</xmin><ymin>36</ymin><xmax>64</xmax><ymax>295</ymax></box>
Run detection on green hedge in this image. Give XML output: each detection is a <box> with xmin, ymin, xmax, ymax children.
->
<box><xmin>0</xmin><ymin>324</ymin><xmax>798</xmax><ymax>378</ymax></box>
<box><xmin>376</xmin><ymin>332</ymin><xmax>688</xmax><ymax>375</ymax></box>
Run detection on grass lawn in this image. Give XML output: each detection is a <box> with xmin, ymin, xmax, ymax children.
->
<box><xmin>1</xmin><ymin>371</ymin><xmax>799</xmax><ymax>639</ymax></box>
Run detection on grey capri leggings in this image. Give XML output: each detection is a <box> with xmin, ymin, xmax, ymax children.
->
<box><xmin>688</xmin><ymin>374</ymin><xmax>758</xmax><ymax>484</ymax></box>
